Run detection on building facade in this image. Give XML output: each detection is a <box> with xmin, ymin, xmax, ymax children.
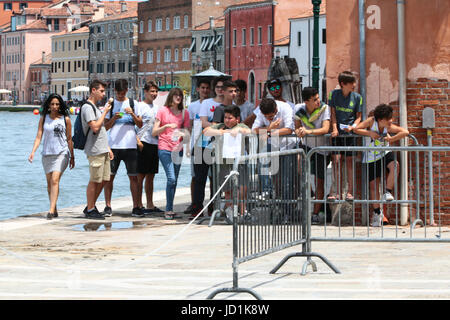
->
<box><xmin>0</xmin><ymin>0</ymin><xmax>54</xmax><ymax>26</ymax></box>
<box><xmin>29</xmin><ymin>51</ymin><xmax>51</xmax><ymax>104</ymax></box>
<box><xmin>51</xmin><ymin>25</ymin><xmax>89</xmax><ymax>101</ymax></box>
<box><xmin>88</xmin><ymin>6</ymin><xmax>138</xmax><ymax>99</ymax></box>
<box><xmin>288</xmin><ymin>11</ymin><xmax>326</xmax><ymax>98</ymax></box>
<box><xmin>191</xmin><ymin>15</ymin><xmax>225</xmax><ymax>74</ymax></box>
<box><xmin>0</xmin><ymin>20</ymin><xmax>57</xmax><ymax>103</ymax></box>
<box><xmin>224</xmin><ymin>0</ymin><xmax>274</xmax><ymax>105</ymax></box>
<box><xmin>137</xmin><ymin>0</ymin><xmax>192</xmax><ymax>98</ymax></box>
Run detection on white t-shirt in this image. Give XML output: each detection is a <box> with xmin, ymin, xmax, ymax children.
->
<box><xmin>237</xmin><ymin>100</ymin><xmax>254</xmax><ymax>122</ymax></box>
<box><xmin>252</xmin><ymin>100</ymin><xmax>296</xmax><ymax>150</ymax></box>
<box><xmin>198</xmin><ymin>97</ymin><xmax>222</xmax><ymax>148</ymax></box>
<box><xmin>188</xmin><ymin>99</ymin><xmax>202</xmax><ymax>149</ymax></box>
<box><xmin>105</xmin><ymin>98</ymin><xmax>141</xmax><ymax>149</ymax></box>
<box><xmin>137</xmin><ymin>101</ymin><xmax>159</xmax><ymax>145</ymax></box>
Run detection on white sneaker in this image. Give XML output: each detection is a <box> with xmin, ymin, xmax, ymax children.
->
<box><xmin>382</xmin><ymin>192</ymin><xmax>394</xmax><ymax>201</ymax></box>
<box><xmin>371</xmin><ymin>211</ymin><xmax>383</xmax><ymax>227</ymax></box>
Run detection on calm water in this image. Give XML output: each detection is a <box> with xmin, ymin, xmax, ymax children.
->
<box><xmin>0</xmin><ymin>111</ymin><xmax>192</xmax><ymax>221</ymax></box>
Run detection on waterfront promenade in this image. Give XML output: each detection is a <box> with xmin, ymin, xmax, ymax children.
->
<box><xmin>0</xmin><ymin>187</ymin><xmax>449</xmax><ymax>300</ymax></box>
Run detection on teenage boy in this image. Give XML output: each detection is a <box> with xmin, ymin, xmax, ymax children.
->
<box><xmin>354</xmin><ymin>104</ymin><xmax>409</xmax><ymax>227</ymax></box>
<box><xmin>190</xmin><ymin>76</ymin><xmax>227</xmax><ymax>217</ymax></box>
<box><xmin>212</xmin><ymin>80</ymin><xmax>238</xmax><ymax>123</ymax></box>
<box><xmin>329</xmin><ymin>71</ymin><xmax>362</xmax><ymax>201</ymax></box>
<box><xmin>82</xmin><ymin>79</ymin><xmax>114</xmax><ymax>219</ymax></box>
<box><xmin>294</xmin><ymin>87</ymin><xmax>331</xmax><ymax>225</ymax></box>
<box><xmin>252</xmin><ymin>97</ymin><xmax>295</xmax><ymax>151</ymax></box>
<box><xmin>136</xmin><ymin>81</ymin><xmax>163</xmax><ymax>214</ymax></box>
<box><xmin>204</xmin><ymin>105</ymin><xmax>251</xmax><ymax>214</ymax></box>
<box><xmin>234</xmin><ymin>79</ymin><xmax>254</xmax><ymax>126</ymax></box>
<box><xmin>104</xmin><ymin>79</ymin><xmax>144</xmax><ymax>217</ymax></box>
<box><xmin>246</xmin><ymin>78</ymin><xmax>296</xmax><ymax>127</ymax></box>
<box><xmin>184</xmin><ymin>78</ymin><xmax>211</xmax><ymax>215</ymax></box>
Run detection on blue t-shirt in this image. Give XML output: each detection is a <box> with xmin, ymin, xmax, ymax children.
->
<box><xmin>328</xmin><ymin>89</ymin><xmax>362</xmax><ymax>134</ymax></box>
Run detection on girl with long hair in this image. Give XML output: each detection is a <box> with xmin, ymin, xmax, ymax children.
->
<box><xmin>152</xmin><ymin>87</ymin><xmax>190</xmax><ymax>219</ymax></box>
<box><xmin>29</xmin><ymin>94</ymin><xmax>75</xmax><ymax>219</ymax></box>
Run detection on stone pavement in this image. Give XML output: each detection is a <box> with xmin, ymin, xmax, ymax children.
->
<box><xmin>0</xmin><ymin>187</ymin><xmax>449</xmax><ymax>300</ymax></box>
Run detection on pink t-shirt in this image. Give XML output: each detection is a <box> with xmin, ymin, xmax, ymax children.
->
<box><xmin>156</xmin><ymin>106</ymin><xmax>190</xmax><ymax>152</ymax></box>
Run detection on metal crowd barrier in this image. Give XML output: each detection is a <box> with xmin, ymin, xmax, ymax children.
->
<box><xmin>303</xmin><ymin>145</ymin><xmax>450</xmax><ymax>244</ymax></box>
<box><xmin>207</xmin><ymin>144</ymin><xmax>340</xmax><ymax>300</ymax></box>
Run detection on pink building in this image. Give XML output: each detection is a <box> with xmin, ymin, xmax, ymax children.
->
<box><xmin>1</xmin><ymin>20</ymin><xmax>57</xmax><ymax>104</ymax></box>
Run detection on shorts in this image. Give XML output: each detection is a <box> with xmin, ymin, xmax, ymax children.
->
<box><xmin>88</xmin><ymin>153</ymin><xmax>111</xmax><ymax>183</ymax></box>
<box><xmin>137</xmin><ymin>142</ymin><xmax>159</xmax><ymax>175</ymax></box>
<box><xmin>331</xmin><ymin>135</ymin><xmax>358</xmax><ymax>157</ymax></box>
<box><xmin>302</xmin><ymin>146</ymin><xmax>331</xmax><ymax>180</ymax></box>
<box><xmin>219</xmin><ymin>163</ymin><xmax>245</xmax><ymax>192</ymax></box>
<box><xmin>110</xmin><ymin>148</ymin><xmax>138</xmax><ymax>176</ymax></box>
<box><xmin>367</xmin><ymin>152</ymin><xmax>397</xmax><ymax>182</ymax></box>
<box><xmin>42</xmin><ymin>152</ymin><xmax>69</xmax><ymax>174</ymax></box>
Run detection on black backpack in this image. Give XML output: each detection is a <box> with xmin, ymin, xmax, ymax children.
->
<box><xmin>72</xmin><ymin>101</ymin><xmax>97</xmax><ymax>150</ymax></box>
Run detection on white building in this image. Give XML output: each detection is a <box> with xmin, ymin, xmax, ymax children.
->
<box><xmin>288</xmin><ymin>9</ymin><xmax>326</xmax><ymax>100</ymax></box>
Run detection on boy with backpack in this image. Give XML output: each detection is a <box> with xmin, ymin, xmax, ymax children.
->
<box><xmin>78</xmin><ymin>79</ymin><xmax>114</xmax><ymax>219</ymax></box>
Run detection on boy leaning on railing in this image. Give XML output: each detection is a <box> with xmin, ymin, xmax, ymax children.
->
<box><xmin>353</xmin><ymin>104</ymin><xmax>409</xmax><ymax>227</ymax></box>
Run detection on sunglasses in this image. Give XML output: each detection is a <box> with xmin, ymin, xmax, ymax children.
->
<box><xmin>269</xmin><ymin>85</ymin><xmax>281</xmax><ymax>91</ymax></box>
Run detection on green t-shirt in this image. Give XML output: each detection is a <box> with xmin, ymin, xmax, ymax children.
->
<box><xmin>210</xmin><ymin>123</ymin><xmax>250</xmax><ymax>162</ymax></box>
<box><xmin>210</xmin><ymin>123</ymin><xmax>250</xmax><ymax>131</ymax></box>
<box><xmin>328</xmin><ymin>89</ymin><xmax>363</xmax><ymax>134</ymax></box>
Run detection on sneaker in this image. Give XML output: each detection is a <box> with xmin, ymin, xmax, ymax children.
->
<box><xmin>103</xmin><ymin>206</ymin><xmax>113</xmax><ymax>217</ymax></box>
<box><xmin>143</xmin><ymin>206</ymin><xmax>164</xmax><ymax>214</ymax></box>
<box><xmin>183</xmin><ymin>204</ymin><xmax>195</xmax><ymax>215</ymax></box>
<box><xmin>311</xmin><ymin>214</ymin><xmax>321</xmax><ymax>225</ymax></box>
<box><xmin>318</xmin><ymin>211</ymin><xmax>326</xmax><ymax>223</ymax></box>
<box><xmin>84</xmin><ymin>206</ymin><xmax>101</xmax><ymax>217</ymax></box>
<box><xmin>131</xmin><ymin>207</ymin><xmax>145</xmax><ymax>217</ymax></box>
<box><xmin>371</xmin><ymin>211</ymin><xmax>383</xmax><ymax>227</ymax></box>
<box><xmin>46</xmin><ymin>212</ymin><xmax>53</xmax><ymax>220</ymax></box>
<box><xmin>86</xmin><ymin>207</ymin><xmax>105</xmax><ymax>220</ymax></box>
<box><xmin>382</xmin><ymin>192</ymin><xmax>394</xmax><ymax>201</ymax></box>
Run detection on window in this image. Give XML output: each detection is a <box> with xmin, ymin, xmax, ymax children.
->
<box><xmin>156</xmin><ymin>50</ymin><xmax>160</xmax><ymax>63</ymax></box>
<box><xmin>96</xmin><ymin>40</ymin><xmax>104</xmax><ymax>52</ymax></box>
<box><xmin>298</xmin><ymin>31</ymin><xmax>301</xmax><ymax>46</ymax></box>
<box><xmin>19</xmin><ymin>3</ymin><xmax>27</xmax><ymax>10</ymax></box>
<box><xmin>54</xmin><ymin>19</ymin><xmax>60</xmax><ymax>31</ymax></box>
<box><xmin>268</xmin><ymin>25</ymin><xmax>272</xmax><ymax>44</ymax></box>
<box><xmin>4</xmin><ymin>3</ymin><xmax>12</xmax><ymax>11</ymax></box>
<box><xmin>174</xmin><ymin>16</ymin><xmax>180</xmax><ymax>30</ymax></box>
<box><xmin>68</xmin><ymin>41</ymin><xmax>71</xmax><ymax>51</ymax></box>
<box><xmin>148</xmin><ymin>19</ymin><xmax>152</xmax><ymax>32</ymax></box>
<box><xmin>166</xmin><ymin>17</ymin><xmax>170</xmax><ymax>30</ymax></box>
<box><xmin>250</xmin><ymin>27</ymin><xmax>254</xmax><ymax>46</ymax></box>
<box><xmin>62</xmin><ymin>62</ymin><xmax>65</xmax><ymax>72</ymax></box>
<box><xmin>233</xmin><ymin>29</ymin><xmax>237</xmax><ymax>47</ymax></box>
<box><xmin>139</xmin><ymin>51</ymin><xmax>143</xmax><ymax>64</ymax></box>
<box><xmin>184</xmin><ymin>15</ymin><xmax>188</xmax><ymax>29</ymax></box>
<box><xmin>242</xmin><ymin>29</ymin><xmax>246</xmax><ymax>46</ymax></box>
<box><xmin>147</xmin><ymin>50</ymin><xmax>153</xmax><ymax>63</ymax></box>
<box><xmin>322</xmin><ymin>28</ymin><xmax>326</xmax><ymax>44</ymax></box>
<box><xmin>156</xmin><ymin>18</ymin><xmax>162</xmax><ymax>32</ymax></box>
<box><xmin>174</xmin><ymin>48</ymin><xmax>178</xmax><ymax>62</ymax></box>
<box><xmin>82</xmin><ymin>60</ymin><xmax>85</xmax><ymax>71</ymax></box>
<box><xmin>62</xmin><ymin>41</ymin><xmax>65</xmax><ymax>51</ymax></box>
<box><xmin>119</xmin><ymin>61</ymin><xmax>125</xmax><ymax>73</ymax></box>
<box><xmin>54</xmin><ymin>41</ymin><xmax>58</xmax><ymax>52</ymax></box>
<box><xmin>182</xmin><ymin>48</ymin><xmax>189</xmax><ymax>61</ymax></box>
<box><xmin>139</xmin><ymin>21</ymin><xmax>144</xmax><ymax>33</ymax></box>
<box><xmin>61</xmin><ymin>85</ymin><xmax>64</xmax><ymax>96</ymax></box>
<box><xmin>96</xmin><ymin>63</ymin><xmax>104</xmax><ymax>73</ymax></box>
<box><xmin>74</xmin><ymin>61</ymin><xmax>77</xmax><ymax>72</ymax></box>
<box><xmin>164</xmin><ymin>49</ymin><xmax>171</xmax><ymax>62</ymax></box>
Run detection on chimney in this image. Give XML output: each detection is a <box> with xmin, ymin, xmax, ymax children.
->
<box><xmin>67</xmin><ymin>18</ymin><xmax>72</xmax><ymax>32</ymax></box>
<box><xmin>209</xmin><ymin>16</ymin><xmax>214</xmax><ymax>29</ymax></box>
<box><xmin>120</xmin><ymin>1</ymin><xmax>127</xmax><ymax>13</ymax></box>
<box><xmin>42</xmin><ymin>51</ymin><xmax>45</xmax><ymax>64</ymax></box>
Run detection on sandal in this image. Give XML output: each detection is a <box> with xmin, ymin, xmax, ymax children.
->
<box><xmin>164</xmin><ymin>212</ymin><xmax>176</xmax><ymax>220</ymax></box>
<box><xmin>46</xmin><ymin>212</ymin><xmax>54</xmax><ymax>220</ymax></box>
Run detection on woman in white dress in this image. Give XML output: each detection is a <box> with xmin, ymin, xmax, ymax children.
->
<box><xmin>29</xmin><ymin>94</ymin><xmax>74</xmax><ymax>219</ymax></box>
